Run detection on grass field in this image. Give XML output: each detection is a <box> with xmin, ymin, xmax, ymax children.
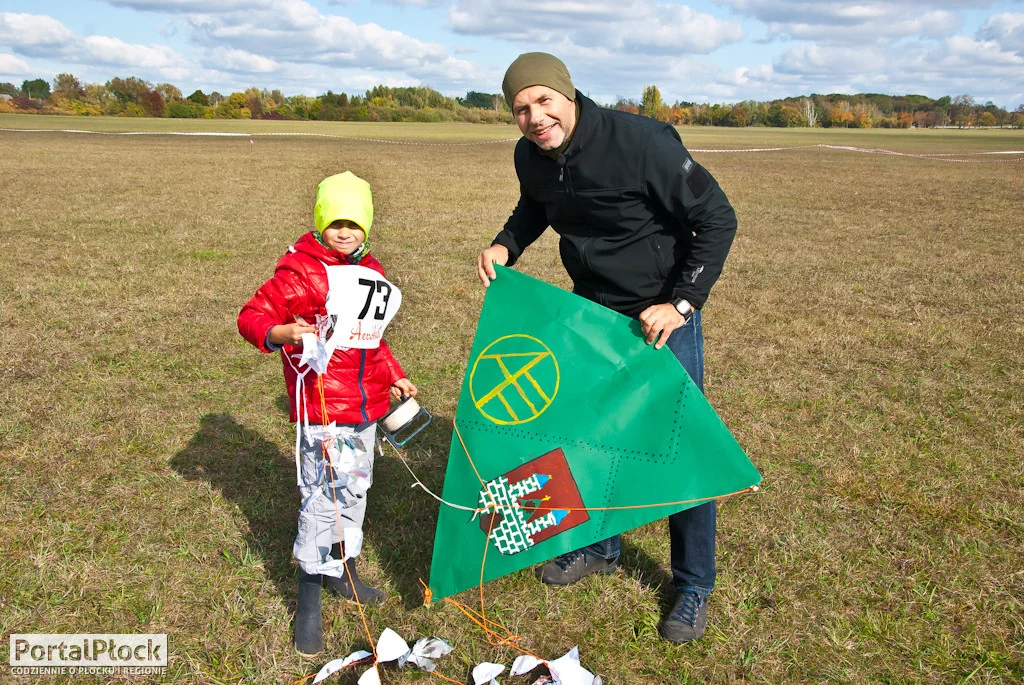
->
<box><xmin>1</xmin><ymin>115</ymin><xmax>1022</xmax><ymax>684</ymax></box>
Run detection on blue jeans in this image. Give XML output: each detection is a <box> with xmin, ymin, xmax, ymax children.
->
<box><xmin>582</xmin><ymin>310</ymin><xmax>716</xmax><ymax>596</ymax></box>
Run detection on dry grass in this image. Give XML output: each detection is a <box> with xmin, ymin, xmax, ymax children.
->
<box><xmin>1</xmin><ymin>116</ymin><xmax>1022</xmax><ymax>684</ymax></box>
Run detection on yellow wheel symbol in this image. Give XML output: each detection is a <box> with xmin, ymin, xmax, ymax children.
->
<box><xmin>469</xmin><ymin>335</ymin><xmax>560</xmax><ymax>425</ymax></box>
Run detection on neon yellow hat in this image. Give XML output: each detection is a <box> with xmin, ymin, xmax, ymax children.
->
<box><xmin>313</xmin><ymin>171</ymin><xmax>374</xmax><ymax>236</ymax></box>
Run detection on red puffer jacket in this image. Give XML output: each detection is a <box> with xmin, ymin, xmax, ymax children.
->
<box><xmin>238</xmin><ymin>232</ymin><xmax>406</xmax><ymax>424</ymax></box>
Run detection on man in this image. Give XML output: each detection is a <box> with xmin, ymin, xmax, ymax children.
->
<box><xmin>476</xmin><ymin>52</ymin><xmax>738</xmax><ymax>644</ymax></box>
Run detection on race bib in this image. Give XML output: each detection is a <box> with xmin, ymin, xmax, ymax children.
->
<box><xmin>322</xmin><ymin>264</ymin><xmax>402</xmax><ymax>350</ymax></box>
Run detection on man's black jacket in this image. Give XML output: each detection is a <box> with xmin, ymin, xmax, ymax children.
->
<box><xmin>492</xmin><ymin>92</ymin><xmax>737</xmax><ymax>318</ymax></box>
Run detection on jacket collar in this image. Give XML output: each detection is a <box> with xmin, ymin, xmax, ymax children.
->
<box><xmin>562</xmin><ymin>91</ymin><xmax>596</xmax><ymax>162</ymax></box>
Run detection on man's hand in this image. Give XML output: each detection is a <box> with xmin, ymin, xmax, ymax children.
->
<box><xmin>268</xmin><ymin>322</ymin><xmax>315</xmax><ymax>346</ymax></box>
<box><xmin>639</xmin><ymin>303</ymin><xmax>686</xmax><ymax>349</ymax></box>
<box><xmin>476</xmin><ymin>244</ymin><xmax>510</xmax><ymax>287</ymax></box>
<box><xmin>391</xmin><ymin>378</ymin><xmax>418</xmax><ymax>401</ymax></box>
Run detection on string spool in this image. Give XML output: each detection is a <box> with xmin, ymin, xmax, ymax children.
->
<box><xmin>380</xmin><ymin>396</ymin><xmax>432</xmax><ymax>448</ymax></box>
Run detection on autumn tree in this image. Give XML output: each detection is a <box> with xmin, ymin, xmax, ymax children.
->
<box><xmin>768</xmin><ymin>103</ymin><xmax>806</xmax><ymax>127</ymax></box>
<box><xmin>107</xmin><ymin>76</ymin><xmax>150</xmax><ymax>103</ymax></box>
<box><xmin>615</xmin><ymin>98</ymin><xmax>639</xmax><ymax>114</ymax></box>
<box><xmin>139</xmin><ymin>89</ymin><xmax>165</xmax><ymax>117</ymax></box>
<box><xmin>798</xmin><ymin>98</ymin><xmax>817</xmax><ymax>127</ymax></box>
<box><xmin>52</xmin><ymin>73</ymin><xmax>84</xmax><ymax>98</ymax></box>
<box><xmin>459</xmin><ymin>91</ymin><xmax>497</xmax><ymax>108</ymax></box>
<box><xmin>21</xmin><ymin>78</ymin><xmax>50</xmax><ymax>99</ymax></box>
<box><xmin>187</xmin><ymin>90</ymin><xmax>209</xmax><ymax>106</ymax></box>
<box><xmin>640</xmin><ymin>85</ymin><xmax>664</xmax><ymax>120</ymax></box>
<box><xmin>725</xmin><ymin>104</ymin><xmax>749</xmax><ymax>127</ymax></box>
<box><xmin>155</xmin><ymin>83</ymin><xmax>182</xmax><ymax>102</ymax></box>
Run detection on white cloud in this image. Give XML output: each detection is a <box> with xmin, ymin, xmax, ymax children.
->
<box><xmin>204</xmin><ymin>47</ymin><xmax>278</xmax><ymax>73</ymax></box>
<box><xmin>0</xmin><ymin>12</ymin><xmax>77</xmax><ymax>50</ymax></box>
<box><xmin>180</xmin><ymin>0</ymin><xmax>492</xmax><ymax>90</ymax></box>
<box><xmin>448</xmin><ymin>0</ymin><xmax>744</xmax><ymax>55</ymax></box>
<box><xmin>0</xmin><ymin>52</ymin><xmax>32</xmax><ymax>75</ymax></box>
<box><xmin>376</xmin><ymin>0</ymin><xmax>447</xmax><ymax>6</ymax></box>
<box><xmin>775</xmin><ymin>44</ymin><xmax>888</xmax><ymax>76</ymax></box>
<box><xmin>720</xmin><ymin>0</ymin><xmax>963</xmax><ymax>44</ymax></box>
<box><xmin>105</xmin><ymin>0</ymin><xmax>274</xmax><ymax>13</ymax></box>
<box><xmin>977</xmin><ymin>12</ymin><xmax>1024</xmax><ymax>54</ymax></box>
<box><xmin>83</xmin><ymin>35</ymin><xmax>187</xmax><ymax>68</ymax></box>
<box><xmin>941</xmin><ymin>34</ymin><xmax>1023</xmax><ymax>67</ymax></box>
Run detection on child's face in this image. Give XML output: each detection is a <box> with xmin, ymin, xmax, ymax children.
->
<box><xmin>321</xmin><ymin>220</ymin><xmax>366</xmax><ymax>255</ymax></box>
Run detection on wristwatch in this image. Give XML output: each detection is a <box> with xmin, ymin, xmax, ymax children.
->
<box><xmin>672</xmin><ymin>298</ymin><xmax>694</xmax><ymax>323</ymax></box>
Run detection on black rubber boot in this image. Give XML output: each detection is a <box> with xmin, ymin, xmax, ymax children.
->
<box><xmin>323</xmin><ymin>543</ymin><xmax>385</xmax><ymax>605</ymax></box>
<box><xmin>294</xmin><ymin>570</ymin><xmax>323</xmax><ymax>656</ymax></box>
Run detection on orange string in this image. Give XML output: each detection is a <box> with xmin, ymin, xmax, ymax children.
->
<box><xmin>515</xmin><ymin>485</ymin><xmax>759</xmax><ymax>512</ymax></box>
<box><xmin>429</xmin><ymin>670</ymin><xmax>467</xmax><ymax>685</ymax></box>
<box><xmin>453</xmin><ymin>421</ymin><xmax>486</xmax><ymax>488</ymax></box>
<box><xmin>444</xmin><ymin>420</ymin><xmax>758</xmax><ymax>666</ymax></box>
<box><xmin>316</xmin><ymin>375</ymin><xmax>378</xmax><ymax>660</ymax></box>
<box><xmin>290</xmin><ymin>655</ymin><xmax>375</xmax><ymax>685</ymax></box>
<box><xmin>454</xmin><ymin>421</ymin><xmax>758</xmax><ymax>515</ymax></box>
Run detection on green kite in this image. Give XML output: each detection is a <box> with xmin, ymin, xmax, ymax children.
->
<box><xmin>428</xmin><ymin>266</ymin><xmax>760</xmax><ymax>601</ymax></box>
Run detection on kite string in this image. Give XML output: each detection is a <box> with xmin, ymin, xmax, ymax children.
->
<box><xmin>445</xmin><ymin>422</ymin><xmax>758</xmax><ymax>663</ymax></box>
<box><xmin>453</xmin><ymin>421</ymin><xmax>487</xmax><ymax>489</ymax></box>
<box><xmin>386</xmin><ymin>440</ymin><xmax>479</xmax><ymax>512</ymax></box>
<box><xmin>448</xmin><ymin>426</ymin><xmax>554</xmax><ymax>660</ymax></box>
<box><xmin>453</xmin><ymin>420</ymin><xmax>758</xmax><ymax>513</ymax></box>
<box><xmin>316</xmin><ymin>376</ymin><xmax>378</xmax><ymax>664</ymax></box>
<box><xmin>290</xmin><ymin>656</ymin><xmax>375</xmax><ymax>685</ymax></box>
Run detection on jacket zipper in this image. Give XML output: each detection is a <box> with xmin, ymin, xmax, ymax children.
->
<box><xmin>357</xmin><ymin>350</ymin><xmax>369</xmax><ymax>422</ymax></box>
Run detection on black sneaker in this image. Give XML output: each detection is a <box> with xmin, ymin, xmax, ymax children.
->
<box><xmin>660</xmin><ymin>591</ymin><xmax>708</xmax><ymax>644</ymax></box>
<box><xmin>537</xmin><ymin>549</ymin><xmax>618</xmax><ymax>585</ymax></box>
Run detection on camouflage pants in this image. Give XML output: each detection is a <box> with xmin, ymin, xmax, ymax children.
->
<box><xmin>292</xmin><ymin>422</ymin><xmax>376</xmax><ymax>578</ymax></box>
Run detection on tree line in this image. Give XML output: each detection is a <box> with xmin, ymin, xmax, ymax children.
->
<box><xmin>2</xmin><ymin>75</ymin><xmax>1022</xmax><ymax>128</ymax></box>
<box><xmin>0</xmin><ymin>75</ymin><xmax>512</xmax><ymax>124</ymax></box>
<box><xmin>622</xmin><ymin>85</ymin><xmax>1024</xmax><ymax>128</ymax></box>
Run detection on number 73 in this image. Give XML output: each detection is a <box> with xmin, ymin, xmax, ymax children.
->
<box><xmin>357</xmin><ymin>278</ymin><xmax>392</xmax><ymax>321</ymax></box>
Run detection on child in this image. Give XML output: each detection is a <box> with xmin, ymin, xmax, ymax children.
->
<box><xmin>237</xmin><ymin>171</ymin><xmax>417</xmax><ymax>656</ymax></box>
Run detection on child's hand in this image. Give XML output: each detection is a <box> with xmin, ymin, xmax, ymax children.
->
<box><xmin>390</xmin><ymin>378</ymin><xmax>418</xmax><ymax>401</ymax></box>
<box><xmin>268</xmin><ymin>323</ymin><xmax>315</xmax><ymax>346</ymax></box>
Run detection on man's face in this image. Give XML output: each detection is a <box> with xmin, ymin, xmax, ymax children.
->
<box><xmin>511</xmin><ymin>86</ymin><xmax>576</xmax><ymax>151</ymax></box>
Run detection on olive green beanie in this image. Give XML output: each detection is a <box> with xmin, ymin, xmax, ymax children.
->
<box><xmin>313</xmin><ymin>171</ymin><xmax>373</xmax><ymax>237</ymax></box>
<box><xmin>502</xmin><ymin>52</ymin><xmax>575</xmax><ymax>107</ymax></box>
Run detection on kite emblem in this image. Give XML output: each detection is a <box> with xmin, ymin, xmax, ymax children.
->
<box><xmin>469</xmin><ymin>335</ymin><xmax>559</xmax><ymax>425</ymax></box>
<box><xmin>477</xmin><ymin>448</ymin><xmax>589</xmax><ymax>555</ymax></box>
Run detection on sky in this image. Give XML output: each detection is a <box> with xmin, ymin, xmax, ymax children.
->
<box><xmin>1</xmin><ymin>1</ymin><xmax>1022</xmax><ymax>109</ymax></box>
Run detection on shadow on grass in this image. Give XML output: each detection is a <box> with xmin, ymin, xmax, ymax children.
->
<box><xmin>620</xmin><ymin>538</ymin><xmax>677</xmax><ymax>613</ymax></box>
<box><xmin>362</xmin><ymin>413</ymin><xmax>454</xmax><ymax>610</ymax></box>
<box><xmin>169</xmin><ymin>413</ymin><xmax>298</xmax><ymax>602</ymax></box>
<box><xmin>166</xmin><ymin>408</ymin><xmax>456</xmax><ymax>614</ymax></box>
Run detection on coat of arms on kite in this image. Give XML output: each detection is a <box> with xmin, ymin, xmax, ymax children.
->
<box><xmin>477</xmin><ymin>447</ymin><xmax>589</xmax><ymax>556</ymax></box>
<box><xmin>428</xmin><ymin>265</ymin><xmax>761</xmax><ymax>601</ymax></box>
